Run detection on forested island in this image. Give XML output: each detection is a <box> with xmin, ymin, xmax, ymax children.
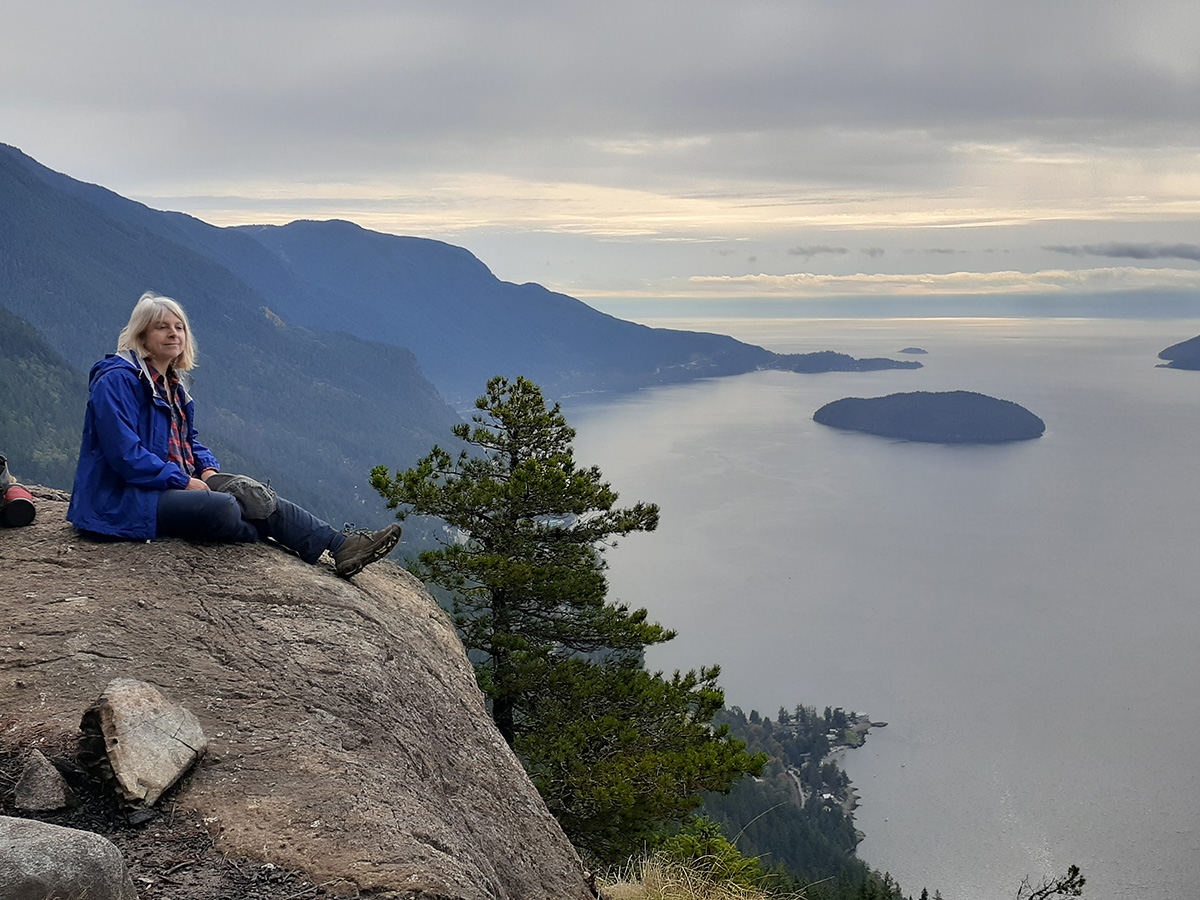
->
<box><xmin>769</xmin><ymin>350</ymin><xmax>923</xmax><ymax>373</ymax></box>
<box><xmin>814</xmin><ymin>390</ymin><xmax>1046</xmax><ymax>443</ymax></box>
<box><xmin>1158</xmin><ymin>333</ymin><xmax>1200</xmax><ymax>369</ymax></box>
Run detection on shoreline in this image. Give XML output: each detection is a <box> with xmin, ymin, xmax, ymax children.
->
<box><xmin>820</xmin><ymin>717</ymin><xmax>886</xmax><ymax>846</ymax></box>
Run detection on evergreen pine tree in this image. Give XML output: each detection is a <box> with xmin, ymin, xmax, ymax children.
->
<box><xmin>372</xmin><ymin>375</ymin><xmax>667</xmax><ymax>743</ymax></box>
<box><xmin>372</xmin><ymin>376</ymin><xmax>763</xmax><ymax>859</ymax></box>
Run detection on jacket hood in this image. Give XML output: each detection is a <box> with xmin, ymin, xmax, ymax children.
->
<box><xmin>89</xmin><ymin>350</ymin><xmax>195</xmax><ymax>402</ymax></box>
<box><xmin>88</xmin><ymin>351</ymin><xmax>145</xmax><ymax>388</ymax></box>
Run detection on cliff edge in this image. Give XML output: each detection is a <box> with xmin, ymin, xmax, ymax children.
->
<box><xmin>0</xmin><ymin>488</ymin><xmax>592</xmax><ymax>900</ymax></box>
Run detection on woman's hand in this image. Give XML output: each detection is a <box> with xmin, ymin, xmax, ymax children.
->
<box><xmin>185</xmin><ymin>477</ymin><xmax>211</xmax><ymax>491</ymax></box>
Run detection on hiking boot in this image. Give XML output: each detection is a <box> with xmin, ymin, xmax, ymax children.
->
<box><xmin>334</xmin><ymin>524</ymin><xmax>402</xmax><ymax>577</ymax></box>
<box><xmin>206</xmin><ymin>473</ymin><xmax>278</xmax><ymax>519</ymax></box>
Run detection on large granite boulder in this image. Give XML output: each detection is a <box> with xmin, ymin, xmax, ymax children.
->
<box><xmin>0</xmin><ymin>815</ymin><xmax>138</xmax><ymax>900</ymax></box>
<box><xmin>0</xmin><ymin>489</ymin><xmax>592</xmax><ymax>900</ymax></box>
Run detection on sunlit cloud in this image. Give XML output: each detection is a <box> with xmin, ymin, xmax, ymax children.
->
<box><xmin>143</xmin><ymin>153</ymin><xmax>1200</xmax><ymax>246</ymax></box>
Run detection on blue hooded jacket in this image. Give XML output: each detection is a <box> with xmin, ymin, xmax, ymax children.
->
<box><xmin>67</xmin><ymin>351</ymin><xmax>220</xmax><ymax>538</ymax></box>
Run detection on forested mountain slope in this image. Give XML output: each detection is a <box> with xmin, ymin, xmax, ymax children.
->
<box><xmin>0</xmin><ymin>142</ymin><xmax>779</xmax><ymax>416</ymax></box>
<box><xmin>0</xmin><ymin>306</ymin><xmax>87</xmax><ymax>488</ymax></box>
<box><xmin>0</xmin><ymin>143</ymin><xmax>462</xmax><ymax>525</ymax></box>
<box><xmin>0</xmin><ymin>142</ymin><xmax>916</xmax><ymax>515</ymax></box>
<box><xmin>235</xmin><ymin>219</ymin><xmax>775</xmax><ymax>406</ymax></box>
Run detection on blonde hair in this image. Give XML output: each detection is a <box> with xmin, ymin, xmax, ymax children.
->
<box><xmin>117</xmin><ymin>292</ymin><xmax>198</xmax><ymax>371</ymax></box>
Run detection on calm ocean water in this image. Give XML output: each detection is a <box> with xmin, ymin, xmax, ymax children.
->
<box><xmin>568</xmin><ymin>317</ymin><xmax>1200</xmax><ymax>900</ymax></box>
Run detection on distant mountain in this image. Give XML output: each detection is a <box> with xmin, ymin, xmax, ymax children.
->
<box><xmin>814</xmin><ymin>391</ymin><xmax>1045</xmax><ymax>443</ymax></box>
<box><xmin>0</xmin><ymin>141</ymin><xmax>920</xmax><ymax>515</ymax></box>
<box><xmin>232</xmin><ymin>220</ymin><xmax>777</xmax><ymax>407</ymax></box>
<box><xmin>0</xmin><ymin>143</ymin><xmax>462</xmax><ymax>524</ymax></box>
<box><xmin>1158</xmin><ymin>334</ymin><xmax>1200</xmax><ymax>369</ymax></box>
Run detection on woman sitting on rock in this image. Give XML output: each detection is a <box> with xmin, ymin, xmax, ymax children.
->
<box><xmin>68</xmin><ymin>292</ymin><xmax>401</xmax><ymax>576</ymax></box>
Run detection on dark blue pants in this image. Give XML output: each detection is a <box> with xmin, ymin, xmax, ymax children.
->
<box><xmin>156</xmin><ymin>490</ymin><xmax>344</xmax><ymax>564</ymax></box>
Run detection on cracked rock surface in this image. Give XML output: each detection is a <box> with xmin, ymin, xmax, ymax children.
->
<box><xmin>0</xmin><ymin>488</ymin><xmax>592</xmax><ymax>900</ymax></box>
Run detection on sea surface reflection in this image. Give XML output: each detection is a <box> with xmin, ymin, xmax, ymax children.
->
<box><xmin>568</xmin><ymin>317</ymin><xmax>1200</xmax><ymax>900</ymax></box>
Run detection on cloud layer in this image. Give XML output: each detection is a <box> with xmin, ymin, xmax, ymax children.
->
<box><xmin>684</xmin><ymin>267</ymin><xmax>1200</xmax><ymax>297</ymax></box>
<box><xmin>4</xmin><ymin>2</ymin><xmax>1200</xmax><ymax>302</ymax></box>
<box><xmin>1047</xmin><ymin>243</ymin><xmax>1200</xmax><ymax>262</ymax></box>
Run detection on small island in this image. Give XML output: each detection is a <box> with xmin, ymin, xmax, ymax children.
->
<box><xmin>767</xmin><ymin>350</ymin><xmax>923</xmax><ymax>373</ymax></box>
<box><xmin>898</xmin><ymin>347</ymin><xmax>928</xmax><ymax>354</ymax></box>
<box><xmin>1158</xmin><ymin>334</ymin><xmax>1200</xmax><ymax>369</ymax></box>
<box><xmin>813</xmin><ymin>390</ymin><xmax>1045</xmax><ymax>443</ymax></box>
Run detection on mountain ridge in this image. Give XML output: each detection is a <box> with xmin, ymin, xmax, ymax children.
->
<box><xmin>0</xmin><ymin>142</ymin><xmax>463</xmax><ymax>527</ymax></box>
<box><xmin>0</xmin><ymin>141</ymin><xmax>919</xmax><ymax>516</ymax></box>
<box><xmin>234</xmin><ymin>218</ymin><xmax>780</xmax><ymax>407</ymax></box>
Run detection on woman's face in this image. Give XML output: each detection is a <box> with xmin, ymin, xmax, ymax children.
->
<box><xmin>143</xmin><ymin>313</ymin><xmax>187</xmax><ymax>368</ymax></box>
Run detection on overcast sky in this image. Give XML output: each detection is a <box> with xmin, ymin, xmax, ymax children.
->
<box><xmin>6</xmin><ymin>1</ymin><xmax>1200</xmax><ymax>312</ymax></box>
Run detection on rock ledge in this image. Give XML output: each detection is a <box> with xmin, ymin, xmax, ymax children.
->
<box><xmin>0</xmin><ymin>488</ymin><xmax>591</xmax><ymax>900</ymax></box>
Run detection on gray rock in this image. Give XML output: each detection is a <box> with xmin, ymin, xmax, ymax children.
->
<box><xmin>1</xmin><ymin>492</ymin><xmax>594</xmax><ymax>900</ymax></box>
<box><xmin>0</xmin><ymin>815</ymin><xmax>138</xmax><ymax>900</ymax></box>
<box><xmin>13</xmin><ymin>749</ymin><xmax>70</xmax><ymax>811</ymax></box>
<box><xmin>80</xmin><ymin>678</ymin><xmax>207</xmax><ymax>807</ymax></box>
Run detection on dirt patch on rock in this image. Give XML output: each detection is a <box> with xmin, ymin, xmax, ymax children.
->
<box><xmin>0</xmin><ymin>724</ymin><xmax>330</xmax><ymax>899</ymax></box>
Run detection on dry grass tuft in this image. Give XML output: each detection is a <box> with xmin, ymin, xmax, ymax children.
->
<box><xmin>600</xmin><ymin>855</ymin><xmax>807</xmax><ymax>900</ymax></box>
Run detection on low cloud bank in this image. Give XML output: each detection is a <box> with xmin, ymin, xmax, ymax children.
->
<box><xmin>1046</xmin><ymin>242</ymin><xmax>1200</xmax><ymax>262</ymax></box>
<box><xmin>687</xmin><ymin>266</ymin><xmax>1200</xmax><ymax>296</ymax></box>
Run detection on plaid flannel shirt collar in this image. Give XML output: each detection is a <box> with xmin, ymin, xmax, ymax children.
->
<box><xmin>149</xmin><ymin>364</ymin><xmax>195</xmax><ymax>476</ymax></box>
